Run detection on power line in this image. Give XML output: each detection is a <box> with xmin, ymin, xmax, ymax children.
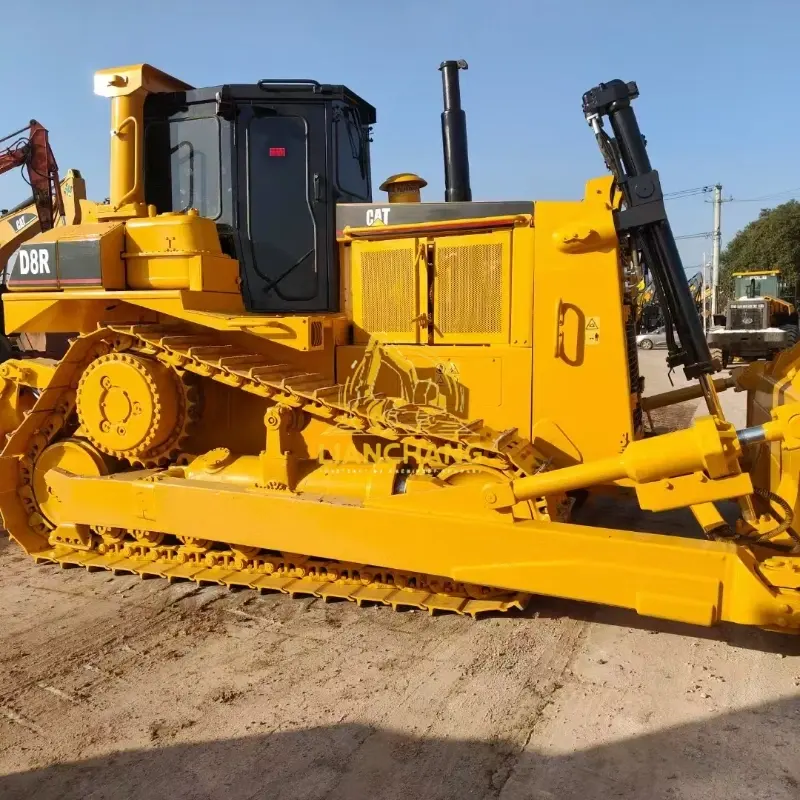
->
<box><xmin>641</xmin><ymin>265</ymin><xmax>703</xmax><ymax>277</ymax></box>
<box><xmin>664</xmin><ymin>183</ymin><xmax>800</xmax><ymax>205</ymax></box>
<box><xmin>664</xmin><ymin>185</ymin><xmax>714</xmax><ymax>200</ymax></box>
<box><xmin>675</xmin><ymin>231</ymin><xmax>712</xmax><ymax>240</ymax></box>
<box><xmin>728</xmin><ymin>186</ymin><xmax>800</xmax><ymax>203</ymax></box>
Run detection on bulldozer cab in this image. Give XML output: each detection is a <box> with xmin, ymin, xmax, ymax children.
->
<box><xmin>142</xmin><ymin>81</ymin><xmax>375</xmax><ymax>314</ymax></box>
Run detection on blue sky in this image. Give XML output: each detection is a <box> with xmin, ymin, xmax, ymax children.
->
<box><xmin>3</xmin><ymin>0</ymin><xmax>799</xmax><ymax>274</ymax></box>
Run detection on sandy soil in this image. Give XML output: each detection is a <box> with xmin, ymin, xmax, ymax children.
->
<box><xmin>2</xmin><ymin>349</ymin><xmax>799</xmax><ymax>800</ymax></box>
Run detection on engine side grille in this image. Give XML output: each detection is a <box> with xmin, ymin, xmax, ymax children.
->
<box><xmin>359</xmin><ymin>246</ymin><xmax>417</xmax><ymax>335</ymax></box>
<box><xmin>435</xmin><ymin>243</ymin><xmax>503</xmax><ymax>334</ymax></box>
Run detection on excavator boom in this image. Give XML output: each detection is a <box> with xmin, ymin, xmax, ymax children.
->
<box><xmin>0</xmin><ymin>121</ymin><xmax>64</xmax><ymax>234</ymax></box>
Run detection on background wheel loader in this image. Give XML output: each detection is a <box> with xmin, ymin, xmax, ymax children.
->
<box><xmin>707</xmin><ymin>268</ymin><xmax>798</xmax><ymax>367</ymax></box>
<box><xmin>2</xmin><ymin>61</ymin><xmax>800</xmax><ymax>634</ymax></box>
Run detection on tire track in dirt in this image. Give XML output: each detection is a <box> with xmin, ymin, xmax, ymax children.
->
<box><xmin>0</xmin><ymin>570</ymin><xmax>204</xmax><ymax>701</ymax></box>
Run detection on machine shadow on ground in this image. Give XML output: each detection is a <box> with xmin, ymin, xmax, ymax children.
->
<box><xmin>3</xmin><ymin>697</ymin><xmax>799</xmax><ymax>800</ymax></box>
<box><xmin>525</xmin><ymin>596</ymin><xmax>800</xmax><ymax>655</ymax></box>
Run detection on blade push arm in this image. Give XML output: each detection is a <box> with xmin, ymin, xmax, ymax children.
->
<box><xmin>582</xmin><ymin>80</ymin><xmax>714</xmax><ymax>380</ymax></box>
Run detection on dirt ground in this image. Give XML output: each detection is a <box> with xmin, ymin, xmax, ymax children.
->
<box><xmin>2</xmin><ymin>350</ymin><xmax>800</xmax><ymax>800</ymax></box>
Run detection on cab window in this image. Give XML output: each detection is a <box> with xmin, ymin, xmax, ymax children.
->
<box><xmin>144</xmin><ymin>116</ymin><xmax>222</xmax><ymax>220</ymax></box>
<box><xmin>334</xmin><ymin>104</ymin><xmax>370</xmax><ymax>201</ymax></box>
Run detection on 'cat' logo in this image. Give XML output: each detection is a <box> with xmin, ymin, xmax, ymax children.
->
<box><xmin>9</xmin><ymin>212</ymin><xmax>36</xmax><ymax>232</ymax></box>
<box><xmin>18</xmin><ymin>248</ymin><xmax>51</xmax><ymax>275</ymax></box>
<box><xmin>365</xmin><ymin>208</ymin><xmax>391</xmax><ymax>226</ymax></box>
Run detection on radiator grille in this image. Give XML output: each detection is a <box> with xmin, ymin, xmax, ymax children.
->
<box><xmin>729</xmin><ymin>303</ymin><xmax>767</xmax><ymax>331</ymax></box>
<box><xmin>359</xmin><ymin>246</ymin><xmax>417</xmax><ymax>334</ymax></box>
<box><xmin>435</xmin><ymin>243</ymin><xmax>503</xmax><ymax>334</ymax></box>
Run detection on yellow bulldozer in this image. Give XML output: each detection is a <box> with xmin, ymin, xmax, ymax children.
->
<box><xmin>2</xmin><ymin>61</ymin><xmax>800</xmax><ymax>633</ymax></box>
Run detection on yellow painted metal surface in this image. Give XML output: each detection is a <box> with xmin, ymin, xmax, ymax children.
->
<box><xmin>737</xmin><ymin>347</ymin><xmax>800</xmax><ymax>530</ymax></box>
<box><xmin>125</xmin><ymin>210</ymin><xmax>239</xmax><ymax>293</ymax></box>
<box><xmin>487</xmin><ymin>415</ymin><xmax>748</xmax><ymax>510</ymax></box>
<box><xmin>93</xmin><ymin>64</ymin><xmax>192</xmax><ymax>213</ymax></box>
<box><xmin>379</xmin><ymin>173</ymin><xmax>428</xmax><ymax>203</ymax></box>
<box><xmin>336</xmin><ymin>344</ymin><xmax>532</xmax><ymax>439</ymax></box>
<box><xmin>3</xmin><ymin>292</ymin><xmax>158</xmax><ymax>334</ymax></box>
<box><xmin>32</xmin><ymin>438</ymin><xmax>110</xmax><ymax>525</ymax></box>
<box><xmin>35</xmin><ymin>465</ymin><xmax>800</xmax><ymax>629</ymax></box>
<box><xmin>339</xmin><ymin>214</ymin><xmax>530</xmax><ymax>241</ymax></box>
<box><xmin>344</xmin><ymin>218</ymin><xmax>532</xmax><ymax>349</ymax></box>
<box><xmin>75</xmin><ymin>352</ymin><xmax>187</xmax><ymax>464</ymax></box>
<box><xmin>531</xmin><ymin>178</ymin><xmax>637</xmax><ymax>462</ymax></box>
<box><xmin>0</xmin><ymin>358</ymin><xmax>56</xmax><ymax>439</ymax></box>
<box><xmin>3</xmin><ymin>290</ymin><xmax>331</xmax><ymax>351</ymax></box>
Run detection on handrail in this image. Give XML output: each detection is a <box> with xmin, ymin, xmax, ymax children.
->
<box><xmin>340</xmin><ymin>214</ymin><xmax>531</xmax><ymax>240</ymax></box>
<box><xmin>113</xmin><ymin>115</ymin><xmax>140</xmax><ymax>209</ymax></box>
<box><xmin>554</xmin><ymin>298</ymin><xmax>564</xmax><ymax>358</ymax></box>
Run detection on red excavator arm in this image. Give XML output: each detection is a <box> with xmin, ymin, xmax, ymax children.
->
<box><xmin>0</xmin><ymin>121</ymin><xmax>64</xmax><ymax>232</ymax></box>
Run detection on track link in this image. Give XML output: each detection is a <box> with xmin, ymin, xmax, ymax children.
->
<box><xmin>33</xmin><ymin>542</ymin><xmax>529</xmax><ymax>618</ymax></box>
<box><xmin>2</xmin><ymin>323</ymin><xmax>545</xmax><ymax>618</ymax></box>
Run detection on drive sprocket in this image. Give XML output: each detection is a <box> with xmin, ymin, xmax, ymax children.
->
<box><xmin>75</xmin><ymin>352</ymin><xmax>195</xmax><ymax>466</ymax></box>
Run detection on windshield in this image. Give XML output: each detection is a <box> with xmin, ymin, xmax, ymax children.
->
<box><xmin>735</xmin><ymin>274</ymin><xmax>779</xmax><ymax>299</ymax></box>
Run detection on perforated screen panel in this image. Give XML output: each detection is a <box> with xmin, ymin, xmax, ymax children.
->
<box><xmin>435</xmin><ymin>242</ymin><xmax>504</xmax><ymax>336</ymax></box>
<box><xmin>358</xmin><ymin>245</ymin><xmax>417</xmax><ymax>336</ymax></box>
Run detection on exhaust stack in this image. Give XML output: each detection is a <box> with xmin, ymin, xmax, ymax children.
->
<box><xmin>439</xmin><ymin>60</ymin><xmax>472</xmax><ymax>202</ymax></box>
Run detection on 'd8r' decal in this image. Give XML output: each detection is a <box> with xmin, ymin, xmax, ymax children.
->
<box><xmin>18</xmin><ymin>248</ymin><xmax>51</xmax><ymax>275</ymax></box>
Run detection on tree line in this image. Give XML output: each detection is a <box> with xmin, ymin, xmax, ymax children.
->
<box><xmin>719</xmin><ymin>199</ymin><xmax>800</xmax><ymax>304</ymax></box>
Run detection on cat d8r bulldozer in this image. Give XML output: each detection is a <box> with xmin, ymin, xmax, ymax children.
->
<box><xmin>3</xmin><ymin>61</ymin><xmax>800</xmax><ymax>633</ymax></box>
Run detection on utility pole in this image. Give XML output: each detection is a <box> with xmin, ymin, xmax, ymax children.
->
<box><xmin>702</xmin><ymin>252</ymin><xmax>709</xmax><ymax>332</ymax></box>
<box><xmin>711</xmin><ymin>183</ymin><xmax>722</xmax><ymax>317</ymax></box>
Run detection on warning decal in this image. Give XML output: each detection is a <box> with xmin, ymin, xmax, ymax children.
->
<box><xmin>586</xmin><ymin>316</ymin><xmax>600</xmax><ymax>345</ymax></box>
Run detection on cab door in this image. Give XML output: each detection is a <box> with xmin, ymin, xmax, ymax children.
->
<box><xmin>236</xmin><ymin>104</ymin><xmax>332</xmax><ymax>312</ymax></box>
